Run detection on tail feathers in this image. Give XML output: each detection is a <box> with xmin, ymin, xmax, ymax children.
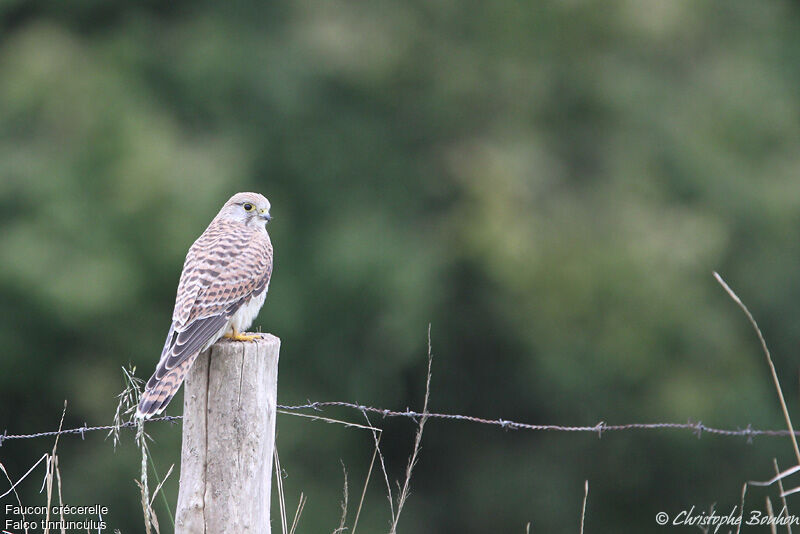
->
<box><xmin>136</xmin><ymin>354</ymin><xmax>198</xmax><ymax>419</ymax></box>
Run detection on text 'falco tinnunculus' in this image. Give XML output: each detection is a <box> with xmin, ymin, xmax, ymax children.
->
<box><xmin>136</xmin><ymin>192</ymin><xmax>274</xmax><ymax>419</ymax></box>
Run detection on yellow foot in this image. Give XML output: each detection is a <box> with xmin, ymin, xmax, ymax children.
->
<box><xmin>223</xmin><ymin>329</ymin><xmax>260</xmax><ymax>342</ymax></box>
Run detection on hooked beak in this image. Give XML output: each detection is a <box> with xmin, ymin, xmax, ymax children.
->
<box><xmin>259</xmin><ymin>209</ymin><xmax>272</xmax><ymax>223</ymax></box>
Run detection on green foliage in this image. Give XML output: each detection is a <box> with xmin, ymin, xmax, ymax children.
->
<box><xmin>2</xmin><ymin>1</ymin><xmax>800</xmax><ymax>531</ymax></box>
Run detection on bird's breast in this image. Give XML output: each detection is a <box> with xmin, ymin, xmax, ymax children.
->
<box><xmin>229</xmin><ymin>288</ymin><xmax>268</xmax><ymax>333</ymax></box>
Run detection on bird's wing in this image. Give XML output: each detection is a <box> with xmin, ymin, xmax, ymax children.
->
<box><xmin>138</xmin><ymin>223</ymin><xmax>272</xmax><ymax>415</ymax></box>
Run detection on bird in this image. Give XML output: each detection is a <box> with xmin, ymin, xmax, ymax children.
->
<box><xmin>136</xmin><ymin>192</ymin><xmax>274</xmax><ymax>419</ymax></box>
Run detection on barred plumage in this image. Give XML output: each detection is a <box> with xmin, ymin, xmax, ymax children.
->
<box><xmin>137</xmin><ymin>192</ymin><xmax>274</xmax><ymax>419</ymax></box>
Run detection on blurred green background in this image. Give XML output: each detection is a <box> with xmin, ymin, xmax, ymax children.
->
<box><xmin>2</xmin><ymin>0</ymin><xmax>800</xmax><ymax>531</ymax></box>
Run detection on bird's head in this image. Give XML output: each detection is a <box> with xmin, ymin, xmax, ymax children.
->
<box><xmin>219</xmin><ymin>192</ymin><xmax>272</xmax><ymax>228</ymax></box>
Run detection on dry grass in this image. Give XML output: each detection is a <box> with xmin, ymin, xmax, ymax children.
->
<box><xmin>7</xmin><ymin>274</ymin><xmax>800</xmax><ymax>534</ymax></box>
<box><xmin>43</xmin><ymin>401</ymin><xmax>67</xmax><ymax>534</ymax></box>
<box><xmin>735</xmin><ymin>482</ymin><xmax>747</xmax><ymax>534</ymax></box>
<box><xmin>274</xmin><ymin>446</ymin><xmax>289</xmax><ymax>534</ymax></box>
<box><xmin>108</xmin><ymin>365</ymin><xmax>143</xmax><ymax>449</ymax></box>
<box><xmin>269</xmin><ymin>327</ymin><xmax>435</xmax><ymax>534</ymax></box>
<box><xmin>106</xmin><ymin>364</ymin><xmax>175</xmax><ymax>534</ymax></box>
<box><xmin>579</xmin><ymin>480</ymin><xmax>588</xmax><ymax>534</ymax></box>
<box><xmin>277</xmin><ymin>410</ymin><xmax>381</xmax><ymax>432</ymax></box>
<box><xmin>0</xmin><ymin>402</ymin><xmax>69</xmax><ymax>534</ymax></box>
<box><xmin>765</xmin><ymin>495</ymin><xmax>777</xmax><ymax>534</ymax></box>
<box><xmin>388</xmin><ymin>327</ymin><xmax>433</xmax><ymax>534</ymax></box>
<box><xmin>274</xmin><ymin>446</ymin><xmax>308</xmax><ymax>534</ymax></box>
<box><xmin>12</xmin><ymin>286</ymin><xmax>800</xmax><ymax>533</ymax></box>
<box><xmin>13</xmin><ymin>280</ymin><xmax>800</xmax><ymax>532</ymax></box>
<box><xmin>772</xmin><ymin>459</ymin><xmax>792</xmax><ymax>534</ymax></box>
<box><xmin>136</xmin><ymin>429</ymin><xmax>156</xmax><ymax>534</ymax></box>
<box><xmin>0</xmin><ymin>453</ymin><xmax>47</xmax><ymax>534</ymax></box>
<box><xmin>289</xmin><ymin>492</ymin><xmax>307</xmax><ymax>534</ymax></box>
<box><xmin>333</xmin><ymin>461</ymin><xmax>348</xmax><ymax>534</ymax></box>
<box><xmin>272</xmin><ymin>412</ymin><xmax>387</xmax><ymax>534</ymax></box>
<box><xmin>0</xmin><ymin>328</ymin><xmax>603</xmax><ymax>532</ymax></box>
<box><xmin>359</xmin><ymin>409</ymin><xmax>396</xmax><ymax>523</ymax></box>
<box><xmin>714</xmin><ymin>272</ymin><xmax>800</xmax><ymax>465</ymax></box>
<box><xmin>716</xmin><ymin>272</ymin><xmax>800</xmax><ymax>526</ymax></box>
<box><xmin>133</xmin><ymin>435</ymin><xmax>176</xmax><ymax>534</ymax></box>
<box><xmin>352</xmin><ymin>429</ymin><xmax>382</xmax><ymax>534</ymax></box>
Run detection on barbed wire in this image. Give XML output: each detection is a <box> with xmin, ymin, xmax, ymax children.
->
<box><xmin>0</xmin><ymin>400</ymin><xmax>795</xmax><ymax>447</ymax></box>
<box><xmin>0</xmin><ymin>415</ymin><xmax>183</xmax><ymax>445</ymax></box>
<box><xmin>2</xmin><ymin>275</ymin><xmax>785</xmax><ymax>450</ymax></box>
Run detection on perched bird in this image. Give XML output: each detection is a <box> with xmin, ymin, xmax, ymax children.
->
<box><xmin>136</xmin><ymin>192</ymin><xmax>274</xmax><ymax>419</ymax></box>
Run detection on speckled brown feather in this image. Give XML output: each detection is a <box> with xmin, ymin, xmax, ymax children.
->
<box><xmin>137</xmin><ymin>355</ymin><xmax>197</xmax><ymax>417</ymax></box>
<box><xmin>137</xmin><ymin>194</ymin><xmax>273</xmax><ymax>418</ymax></box>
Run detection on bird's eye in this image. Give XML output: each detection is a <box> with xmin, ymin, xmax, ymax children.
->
<box><xmin>243</xmin><ymin>203</ymin><xmax>254</xmax><ymax>212</ymax></box>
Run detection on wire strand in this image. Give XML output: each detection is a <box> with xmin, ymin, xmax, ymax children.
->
<box><xmin>0</xmin><ymin>402</ymin><xmax>789</xmax><ymax>446</ymax></box>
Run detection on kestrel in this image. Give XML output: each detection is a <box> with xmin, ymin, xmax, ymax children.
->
<box><xmin>136</xmin><ymin>192</ymin><xmax>274</xmax><ymax>419</ymax></box>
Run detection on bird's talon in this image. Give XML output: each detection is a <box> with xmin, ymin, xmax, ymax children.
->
<box><xmin>223</xmin><ymin>330</ymin><xmax>260</xmax><ymax>342</ymax></box>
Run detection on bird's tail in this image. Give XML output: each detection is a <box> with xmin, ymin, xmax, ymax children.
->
<box><xmin>136</xmin><ymin>353</ymin><xmax>199</xmax><ymax>419</ymax></box>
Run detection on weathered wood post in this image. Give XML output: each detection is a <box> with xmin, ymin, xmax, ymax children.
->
<box><xmin>175</xmin><ymin>334</ymin><xmax>280</xmax><ymax>534</ymax></box>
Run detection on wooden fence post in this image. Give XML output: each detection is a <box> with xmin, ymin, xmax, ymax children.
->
<box><xmin>175</xmin><ymin>334</ymin><xmax>280</xmax><ymax>534</ymax></box>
